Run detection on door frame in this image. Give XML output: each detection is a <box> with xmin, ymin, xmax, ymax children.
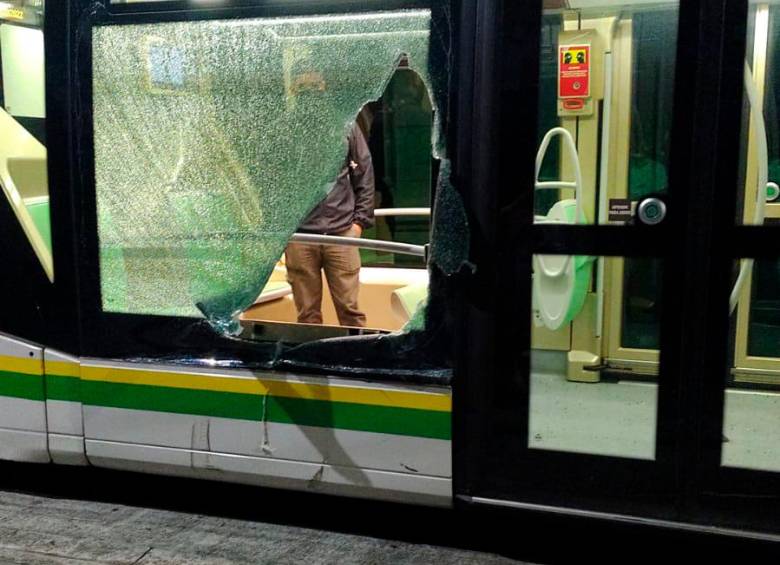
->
<box><xmin>454</xmin><ymin>0</ymin><xmax>780</xmax><ymax>536</ymax></box>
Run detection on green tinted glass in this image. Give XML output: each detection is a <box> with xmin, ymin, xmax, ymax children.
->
<box><xmin>93</xmin><ymin>11</ymin><xmax>436</xmax><ymax>332</ymax></box>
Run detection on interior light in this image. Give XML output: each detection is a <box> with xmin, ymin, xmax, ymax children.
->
<box><xmin>0</xmin><ymin>2</ymin><xmax>13</xmax><ymax>10</ymax></box>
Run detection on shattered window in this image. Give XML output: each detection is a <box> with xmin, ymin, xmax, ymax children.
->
<box><xmin>93</xmin><ymin>10</ymin><xmax>452</xmax><ymax>338</ymax></box>
<box><xmin>357</xmin><ymin>66</ymin><xmax>433</xmax><ymax>270</ymax></box>
<box><xmin>0</xmin><ymin>0</ymin><xmax>52</xmax><ymax>281</ymax></box>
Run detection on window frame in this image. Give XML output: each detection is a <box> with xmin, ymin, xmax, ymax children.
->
<box><xmin>70</xmin><ymin>0</ymin><xmax>459</xmax><ymax>373</ymax></box>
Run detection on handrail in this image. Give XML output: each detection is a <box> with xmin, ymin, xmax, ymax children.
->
<box><xmin>534</xmin><ymin>127</ymin><xmax>585</xmax><ymax>277</ymax></box>
<box><xmin>374</xmin><ymin>207</ymin><xmax>430</xmax><ymax>217</ymax></box>
<box><xmin>534</xmin><ymin>126</ymin><xmax>585</xmax><ymax>223</ymax></box>
<box><xmin>289</xmin><ymin>233</ymin><xmax>426</xmax><ymax>258</ymax></box>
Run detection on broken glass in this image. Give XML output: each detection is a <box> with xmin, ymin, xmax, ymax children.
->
<box><xmin>92</xmin><ymin>10</ymin><xmax>455</xmax><ymax>334</ymax></box>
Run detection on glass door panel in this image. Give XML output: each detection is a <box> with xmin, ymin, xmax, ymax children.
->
<box><xmin>724</xmin><ymin>257</ymin><xmax>780</xmax><ymax>474</ymax></box>
<box><xmin>530</xmin><ymin>255</ymin><xmax>661</xmax><ymax>460</ymax></box>
<box><xmin>699</xmin><ymin>2</ymin><xmax>780</xmax><ymax>534</ymax></box>
<box><xmin>734</xmin><ymin>3</ymin><xmax>780</xmax><ymax>383</ymax></box>
<box><xmin>723</xmin><ymin>1</ymin><xmax>780</xmax><ymax>481</ymax></box>
<box><xmin>533</xmin><ymin>2</ymin><xmax>679</xmax><ymax>225</ymax></box>
<box><xmin>464</xmin><ymin>0</ymin><xmax>778</xmax><ymax>533</ymax></box>
<box><xmin>460</xmin><ymin>0</ymin><xmax>688</xmax><ymax>517</ymax></box>
<box><xmin>533</xmin><ymin>3</ymin><xmax>677</xmax><ymax>379</ymax></box>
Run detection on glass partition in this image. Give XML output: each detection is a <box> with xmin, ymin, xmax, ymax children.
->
<box><xmin>534</xmin><ymin>2</ymin><xmax>678</xmax><ymax>227</ymax></box>
<box><xmin>530</xmin><ymin>255</ymin><xmax>661</xmax><ymax>459</ymax></box>
<box><xmin>733</xmin><ymin>3</ymin><xmax>780</xmax><ymax>380</ymax></box>
<box><xmin>0</xmin><ymin>0</ymin><xmax>51</xmax><ymax>280</ymax></box>
<box><xmin>720</xmin><ymin>2</ymin><xmax>780</xmax><ymax>476</ymax></box>
<box><xmin>724</xmin><ymin>257</ymin><xmax>780</xmax><ymax>473</ymax></box>
<box><xmin>533</xmin><ymin>1</ymin><xmax>678</xmax><ymax>381</ymax></box>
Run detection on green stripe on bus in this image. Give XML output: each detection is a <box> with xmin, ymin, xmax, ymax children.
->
<box><xmin>0</xmin><ymin>370</ymin><xmax>45</xmax><ymax>401</ymax></box>
<box><xmin>46</xmin><ymin>374</ymin><xmax>82</xmax><ymax>402</ymax></box>
<box><xmin>81</xmin><ymin>381</ymin><xmax>451</xmax><ymax>440</ymax></box>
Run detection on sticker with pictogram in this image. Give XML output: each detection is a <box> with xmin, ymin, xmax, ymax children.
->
<box><xmin>559</xmin><ymin>44</ymin><xmax>590</xmax><ymax>98</ymax></box>
<box><xmin>1</xmin><ymin>8</ymin><xmax>25</xmax><ymax>20</ymax></box>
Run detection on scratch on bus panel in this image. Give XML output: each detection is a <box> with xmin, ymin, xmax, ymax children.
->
<box><xmin>260</xmin><ymin>393</ymin><xmax>275</xmax><ymax>455</ymax></box>
<box><xmin>190</xmin><ymin>422</ymin><xmax>197</xmax><ymax>469</ymax></box>
<box><xmin>309</xmin><ymin>465</ymin><xmax>325</xmax><ymax>487</ymax></box>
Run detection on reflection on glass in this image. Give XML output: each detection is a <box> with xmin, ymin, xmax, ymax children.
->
<box><xmin>0</xmin><ymin>0</ymin><xmax>51</xmax><ymax>280</ymax></box>
<box><xmin>762</xmin><ymin>5</ymin><xmax>780</xmax><ymax>206</ymax></box>
<box><xmin>627</xmin><ymin>9</ymin><xmax>677</xmax><ymax>200</ymax></box>
<box><xmin>536</xmin><ymin>14</ymin><xmax>563</xmax><ymax>217</ymax></box>
<box><xmin>747</xmin><ymin>258</ymin><xmax>780</xmax><ymax>357</ymax></box>
<box><xmin>534</xmin><ymin>3</ymin><xmax>678</xmax><ymax>227</ymax></box>
<box><xmin>725</xmin><ymin>2</ymin><xmax>780</xmax><ymax>473</ymax></box>
<box><xmin>530</xmin><ymin>255</ymin><xmax>660</xmax><ymax>460</ymax></box>
<box><xmin>621</xmin><ymin>257</ymin><xmax>662</xmax><ymax>349</ymax></box>
<box><xmin>724</xmin><ymin>260</ymin><xmax>780</xmax><ymax>472</ymax></box>
<box><xmin>739</xmin><ymin>4</ymin><xmax>780</xmax><ymax>226</ymax></box>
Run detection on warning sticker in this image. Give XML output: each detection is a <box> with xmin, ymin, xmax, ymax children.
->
<box><xmin>608</xmin><ymin>199</ymin><xmax>632</xmax><ymax>222</ymax></box>
<box><xmin>0</xmin><ymin>8</ymin><xmax>24</xmax><ymax>20</ymax></box>
<box><xmin>559</xmin><ymin>44</ymin><xmax>590</xmax><ymax>98</ymax></box>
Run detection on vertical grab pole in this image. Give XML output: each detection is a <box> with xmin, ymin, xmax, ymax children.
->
<box><xmin>596</xmin><ymin>51</ymin><xmax>613</xmax><ymax>338</ymax></box>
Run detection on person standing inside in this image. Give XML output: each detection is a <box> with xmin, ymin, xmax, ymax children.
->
<box><xmin>285</xmin><ymin>123</ymin><xmax>375</xmax><ymax>327</ymax></box>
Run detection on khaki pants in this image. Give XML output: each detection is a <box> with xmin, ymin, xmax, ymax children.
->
<box><xmin>284</xmin><ymin>237</ymin><xmax>366</xmax><ymax>327</ymax></box>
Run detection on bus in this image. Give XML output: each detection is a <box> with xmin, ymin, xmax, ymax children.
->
<box><xmin>0</xmin><ymin>0</ymin><xmax>777</xmax><ymax>539</ymax></box>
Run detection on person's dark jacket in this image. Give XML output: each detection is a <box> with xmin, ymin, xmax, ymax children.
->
<box><xmin>298</xmin><ymin>125</ymin><xmax>375</xmax><ymax>234</ymax></box>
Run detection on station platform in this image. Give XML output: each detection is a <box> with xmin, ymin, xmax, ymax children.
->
<box><xmin>0</xmin><ymin>462</ymin><xmax>775</xmax><ymax>563</ymax></box>
<box><xmin>0</xmin><ymin>463</ymin><xmax>521</xmax><ymax>565</ymax></box>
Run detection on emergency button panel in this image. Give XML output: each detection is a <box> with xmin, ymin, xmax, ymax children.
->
<box><xmin>557</xmin><ymin>30</ymin><xmax>602</xmax><ymax>117</ymax></box>
<box><xmin>559</xmin><ymin>45</ymin><xmax>590</xmax><ymax>97</ymax></box>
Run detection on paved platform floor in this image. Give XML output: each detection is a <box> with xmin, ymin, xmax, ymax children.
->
<box><xmin>0</xmin><ymin>463</ymin><xmax>526</xmax><ymax>565</ymax></box>
<box><xmin>0</xmin><ymin>462</ymin><xmax>775</xmax><ymax>563</ymax></box>
<box><xmin>0</xmin><ymin>491</ymin><xmax>521</xmax><ymax>564</ymax></box>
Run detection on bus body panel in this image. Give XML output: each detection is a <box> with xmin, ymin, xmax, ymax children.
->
<box><xmin>0</xmin><ymin>332</ymin><xmax>48</xmax><ymax>463</ymax></box>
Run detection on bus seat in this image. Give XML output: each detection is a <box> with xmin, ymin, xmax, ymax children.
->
<box><xmin>254</xmin><ymin>280</ymin><xmax>293</xmax><ymax>305</ymax></box>
<box><xmin>391</xmin><ymin>282</ymin><xmax>428</xmax><ymax>324</ymax></box>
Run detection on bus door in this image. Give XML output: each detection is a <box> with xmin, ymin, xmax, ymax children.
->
<box><xmin>455</xmin><ymin>0</ymin><xmax>779</xmax><ymax>535</ymax></box>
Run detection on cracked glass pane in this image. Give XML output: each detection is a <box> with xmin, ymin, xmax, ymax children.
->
<box><xmin>93</xmin><ymin>10</ymin><xmax>443</xmax><ymax>334</ymax></box>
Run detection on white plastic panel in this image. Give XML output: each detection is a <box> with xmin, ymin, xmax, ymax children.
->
<box><xmin>86</xmin><ymin>440</ymin><xmax>451</xmax><ymax>506</ymax></box>
<box><xmin>48</xmin><ymin>433</ymin><xmax>87</xmax><ymax>466</ymax></box>
<box><xmin>44</xmin><ymin>350</ymin><xmax>84</xmax><ymax>436</ymax></box>
<box><xmin>0</xmin><ymin>332</ymin><xmax>48</xmax><ymax>462</ymax></box>
<box><xmin>0</xmin><ymin>428</ymin><xmax>48</xmax><ymax>463</ymax></box>
<box><xmin>0</xmin><ymin>24</ymin><xmax>45</xmax><ymax>118</ymax></box>
<box><xmin>83</xmin><ymin>407</ymin><xmax>450</xmax><ymax>478</ymax></box>
<box><xmin>0</xmin><ymin>396</ymin><xmax>46</xmax><ymax>430</ymax></box>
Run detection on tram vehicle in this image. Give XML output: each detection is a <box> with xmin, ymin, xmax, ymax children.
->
<box><xmin>0</xmin><ymin>0</ymin><xmax>779</xmax><ymax>539</ymax></box>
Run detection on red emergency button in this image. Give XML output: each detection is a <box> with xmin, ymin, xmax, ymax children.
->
<box><xmin>562</xmin><ymin>99</ymin><xmax>585</xmax><ymax>110</ymax></box>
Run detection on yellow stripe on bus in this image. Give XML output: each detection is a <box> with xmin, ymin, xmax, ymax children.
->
<box><xmin>81</xmin><ymin>365</ymin><xmax>451</xmax><ymax>412</ymax></box>
<box><xmin>0</xmin><ymin>355</ymin><xmax>42</xmax><ymax>376</ymax></box>
<box><xmin>44</xmin><ymin>361</ymin><xmax>81</xmax><ymax>378</ymax></box>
